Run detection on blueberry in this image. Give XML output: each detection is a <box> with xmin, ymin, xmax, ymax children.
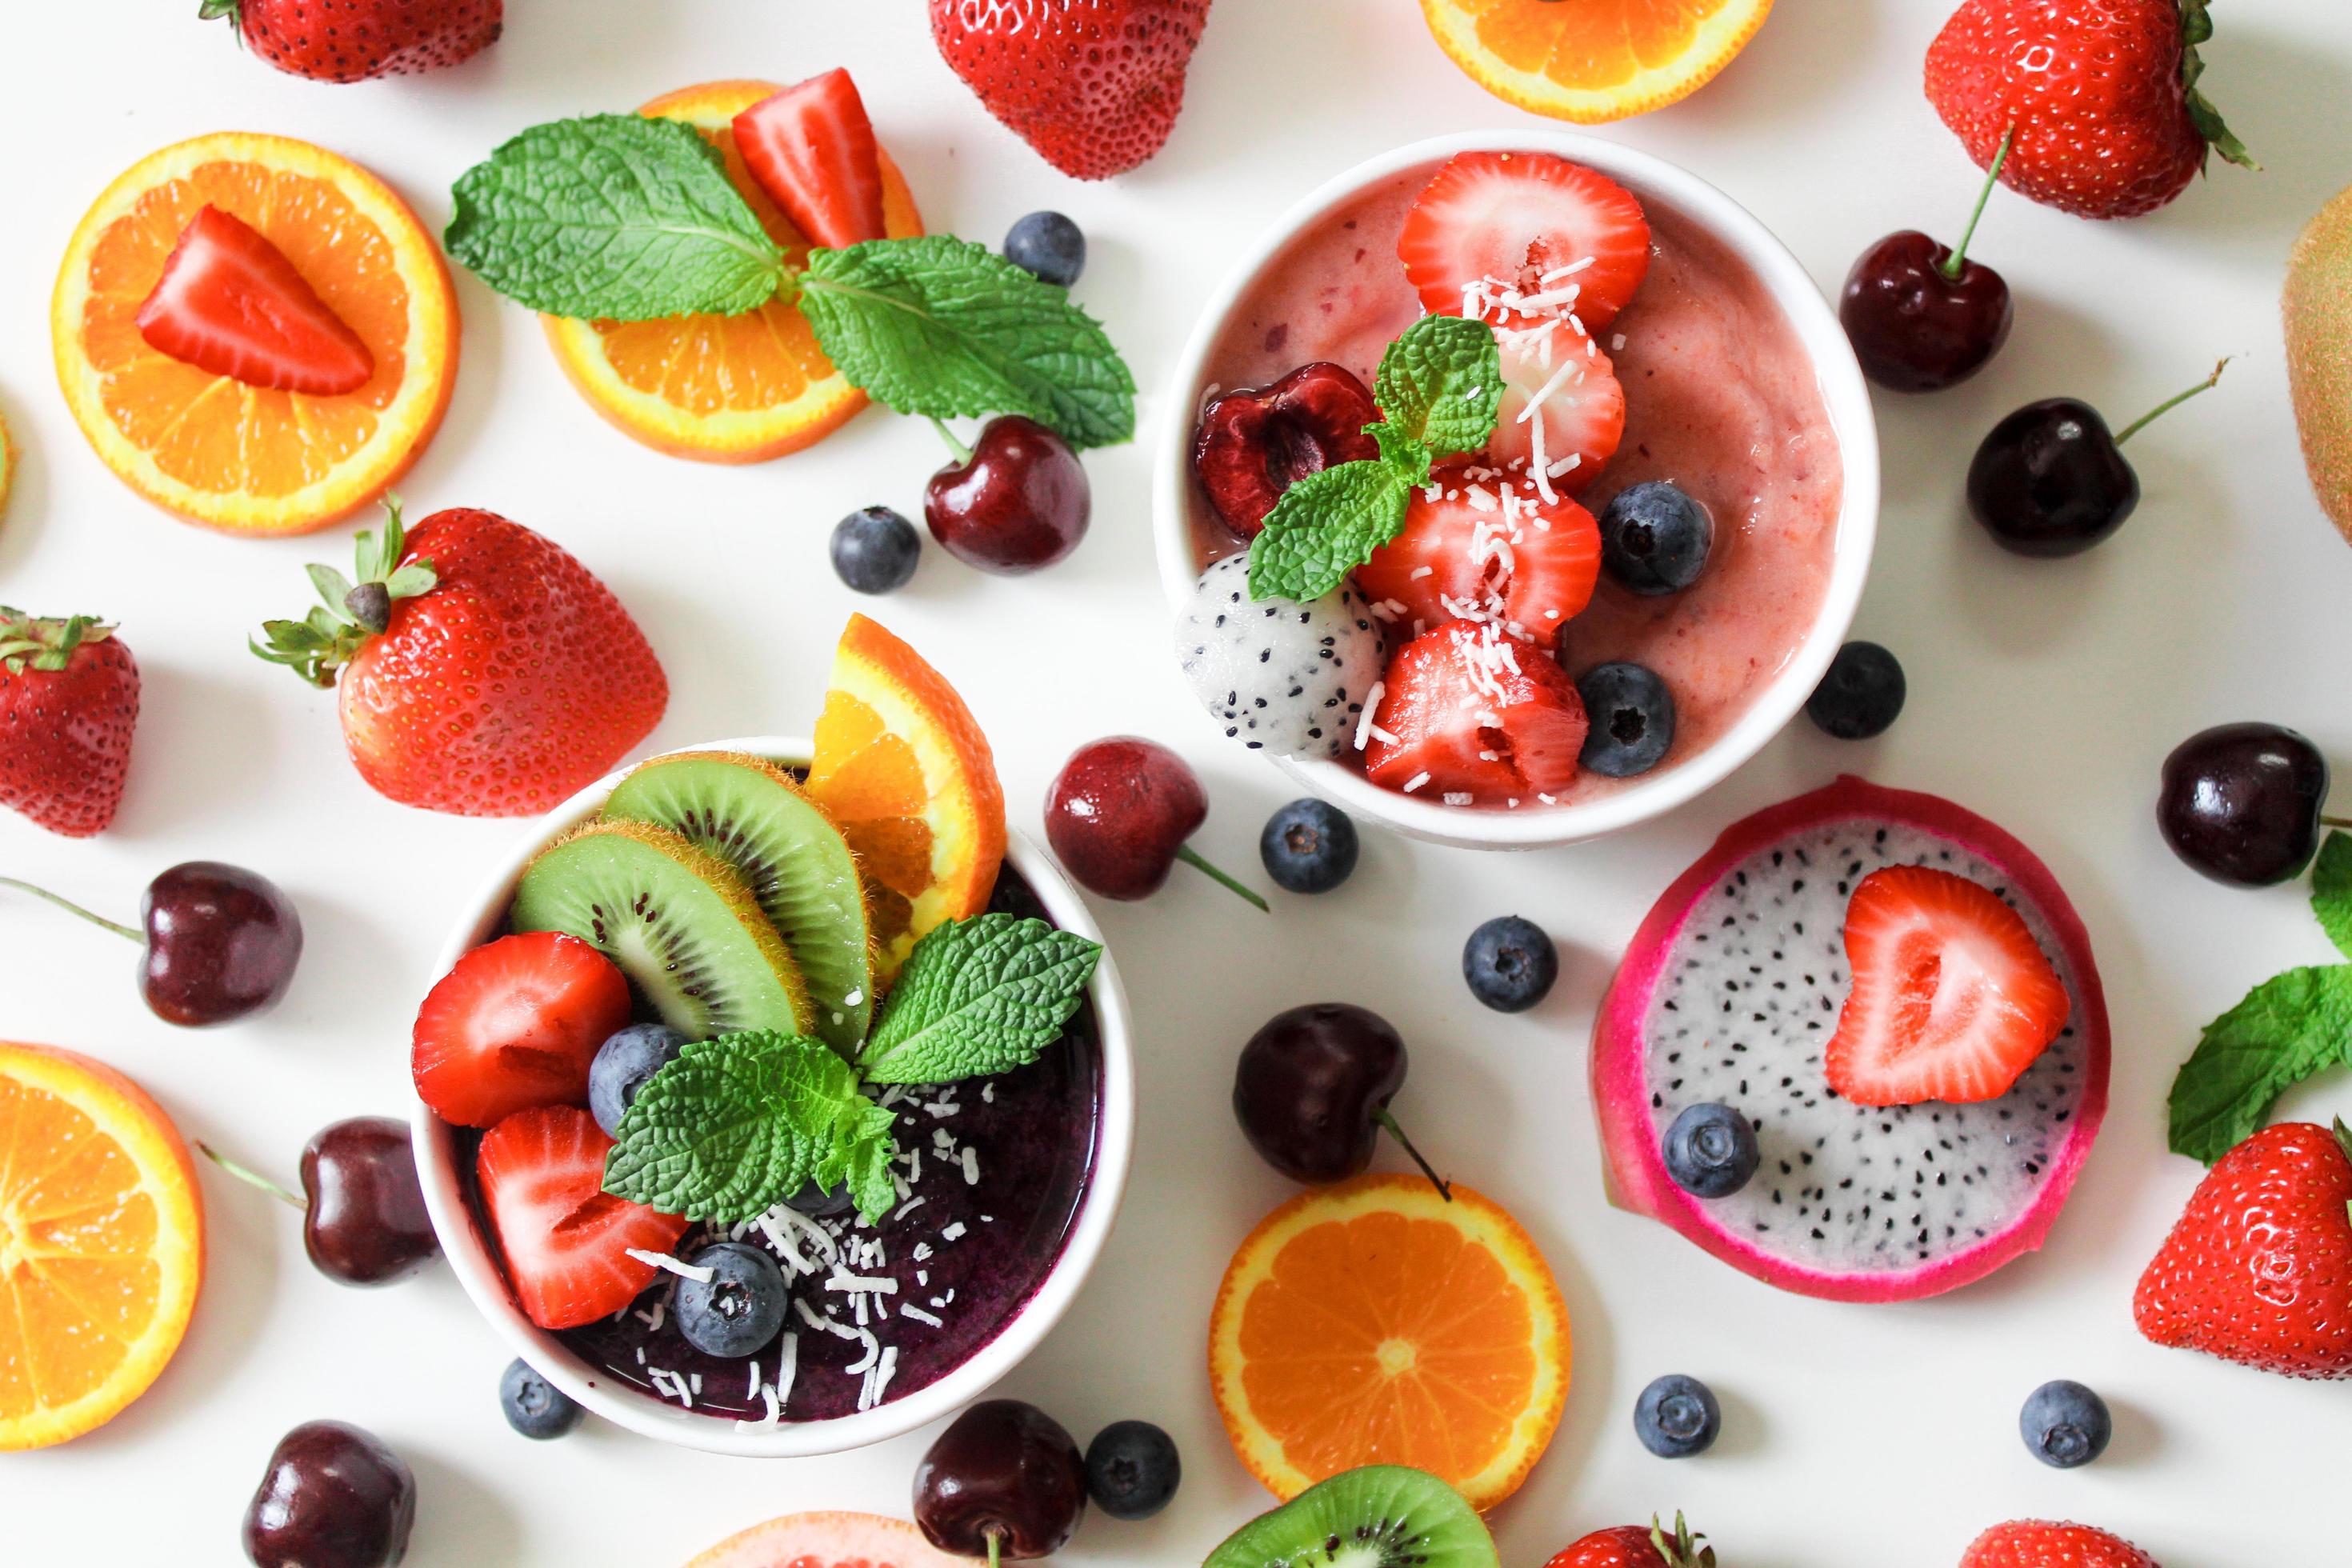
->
<box><xmin>830</xmin><ymin>506</ymin><xmax>922</xmax><ymax>596</ymax></box>
<box><xmin>1576</xmin><ymin>662</ymin><xmax>1676</xmax><ymax>778</ymax></box>
<box><xmin>1662</xmin><ymin>1103</ymin><xmax>1759</xmax><ymax>1199</ymax></box>
<box><xmin>1005</xmin><ymin>210</ymin><xmax>1086</xmax><ymax>287</ymax></box>
<box><xmin>588</xmin><ymin>1022</ymin><xmax>688</xmax><ymax>1138</ymax></box>
<box><xmin>1462</xmin><ymin>915</ymin><xmax>1557</xmax><ymax>1013</ymax></box>
<box><xmin>1806</xmin><ymin>641</ymin><xmax>1906</xmax><ymax>740</ymax></box>
<box><xmin>2019</xmin><ymin>1380</ymin><xmax>2111</xmax><ymax>1469</ymax></box>
<box><xmin>499</xmin><ymin>1358</ymin><xmax>584</xmax><ymax>1440</ymax></box>
<box><xmin>1259</xmin><ymin>798</ymin><xmax>1359</xmax><ymax>894</ymax></box>
<box><xmin>674</xmin><ymin>1242</ymin><xmax>790</xmax><ymax>1359</ymax></box>
<box><xmin>1084</xmin><ymin>1418</ymin><xmax>1182</xmax><ymax>1520</ymax></box>
<box><xmin>1634</xmin><ymin>1374</ymin><xmax>1721</xmax><ymax>1458</ymax></box>
<box><xmin>1598</xmin><ymin>482</ymin><xmax>1714</xmax><ymax>595</ymax></box>
<box><xmin>785</xmin><ymin>1180</ymin><xmax>856</xmax><ymax>1218</ymax></box>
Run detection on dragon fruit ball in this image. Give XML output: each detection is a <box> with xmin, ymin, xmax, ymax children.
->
<box><xmin>1174</xmin><ymin>553</ymin><xmax>1383</xmax><ymax>760</ymax></box>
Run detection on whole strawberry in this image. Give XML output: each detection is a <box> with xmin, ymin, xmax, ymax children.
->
<box><xmin>931</xmin><ymin>0</ymin><xmax>1210</xmax><ymax>180</ymax></box>
<box><xmin>1924</xmin><ymin>0</ymin><xmax>2254</xmax><ymax>219</ymax></box>
<box><xmin>1545</xmin><ymin>1515</ymin><xmax>1714</xmax><ymax>1568</ymax></box>
<box><xmin>0</xmin><ymin>610</ymin><xmax>139</xmax><ymax>838</ymax></box>
<box><xmin>1961</xmin><ymin>1520</ymin><xmax>2158</xmax><ymax>1568</ymax></box>
<box><xmin>200</xmin><ymin>0</ymin><xmax>502</xmax><ymax>83</ymax></box>
<box><xmin>2134</xmin><ymin>1120</ymin><xmax>2352</xmax><ymax>1378</ymax></box>
<box><xmin>255</xmin><ymin>503</ymin><xmax>666</xmax><ymax>817</ymax></box>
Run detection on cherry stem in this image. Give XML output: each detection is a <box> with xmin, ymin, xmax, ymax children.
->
<box><xmin>1940</xmin><ymin>125</ymin><xmax>2014</xmax><ymax>282</ymax></box>
<box><xmin>194</xmin><ymin>1141</ymin><xmax>306</xmax><ymax>1211</ymax></box>
<box><xmin>2114</xmin><ymin>358</ymin><xmax>2230</xmax><ymax>446</ymax></box>
<box><xmin>2321</xmin><ymin>815</ymin><xmax>2352</xmax><ymax>830</ymax></box>
<box><xmin>1174</xmin><ymin>845</ymin><xmax>1270</xmax><ymax>911</ymax></box>
<box><xmin>0</xmin><ymin>876</ymin><xmax>139</xmax><ymax>943</ymax></box>
<box><xmin>1375</xmin><ymin>1110</ymin><xmax>1453</xmax><ymax>1202</ymax></box>
<box><xmin>929</xmin><ymin>416</ymin><xmax>974</xmax><ymax>466</ymax></box>
<box><xmin>985</xmin><ymin>1532</ymin><xmax>1002</xmax><ymax>1568</ymax></box>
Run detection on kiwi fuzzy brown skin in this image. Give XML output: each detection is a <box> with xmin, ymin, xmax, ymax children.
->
<box><xmin>2287</xmin><ymin>181</ymin><xmax>2352</xmax><ymax>542</ymax></box>
<box><xmin>1202</xmin><ymin>1466</ymin><xmax>1497</xmax><ymax>1568</ymax></box>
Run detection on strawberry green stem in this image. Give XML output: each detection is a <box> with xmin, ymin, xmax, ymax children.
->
<box><xmin>0</xmin><ymin>877</ymin><xmax>139</xmax><ymax>943</ymax></box>
<box><xmin>1174</xmin><ymin>845</ymin><xmax>1270</xmax><ymax>911</ymax></box>
<box><xmin>1940</xmin><ymin>126</ymin><xmax>2014</xmax><ymax>282</ymax></box>
<box><xmin>2114</xmin><ymin>359</ymin><xmax>2230</xmax><ymax>446</ymax></box>
<box><xmin>194</xmin><ymin>1141</ymin><xmax>306</xmax><ymax>1211</ymax></box>
<box><xmin>929</xmin><ymin>417</ymin><xmax>974</xmax><ymax>466</ymax></box>
<box><xmin>1375</xmin><ymin>1110</ymin><xmax>1453</xmax><ymax>1202</ymax></box>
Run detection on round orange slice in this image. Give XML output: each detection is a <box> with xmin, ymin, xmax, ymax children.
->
<box><xmin>804</xmin><ymin>614</ymin><xmax>1005</xmax><ymax>980</ymax></box>
<box><xmin>0</xmin><ymin>1041</ymin><xmax>203</xmax><ymax>1450</ymax></box>
<box><xmin>52</xmin><ymin>132</ymin><xmax>458</xmax><ymax>535</ymax></box>
<box><xmin>542</xmin><ymin>80</ymin><xmax>924</xmax><ymax>464</ymax></box>
<box><xmin>1209</xmin><ymin>1174</ymin><xmax>1570</xmax><ymax>1511</ymax></box>
<box><xmin>1421</xmin><ymin>0</ymin><xmax>1774</xmax><ymax>123</ymax></box>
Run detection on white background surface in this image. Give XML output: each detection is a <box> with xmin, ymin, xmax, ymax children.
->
<box><xmin>3</xmin><ymin>3</ymin><xmax>2350</xmax><ymax>1564</ymax></box>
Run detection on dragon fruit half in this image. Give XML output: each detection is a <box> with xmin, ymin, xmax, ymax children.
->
<box><xmin>1174</xmin><ymin>552</ymin><xmax>1384</xmax><ymax>760</ymax></box>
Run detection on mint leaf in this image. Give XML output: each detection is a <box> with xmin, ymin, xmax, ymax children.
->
<box><xmin>859</xmin><ymin>914</ymin><xmax>1102</xmax><ymax>1086</ymax></box>
<box><xmin>446</xmin><ymin>114</ymin><xmax>788</xmax><ymax>322</ymax></box>
<box><xmin>1372</xmin><ymin>313</ymin><xmax>1501</xmax><ymax>458</ymax></box>
<box><xmin>2313</xmin><ymin>832</ymin><xmax>2352</xmax><ymax>960</ymax></box>
<box><xmin>798</xmin><ymin>237</ymin><xmax>1135</xmax><ymax>450</ymax></box>
<box><xmin>2168</xmin><ymin>966</ymin><xmax>2352</xmax><ymax>1164</ymax></box>
<box><xmin>1247</xmin><ymin>461</ymin><xmax>1414</xmax><ymax>602</ymax></box>
<box><xmin>604</xmin><ymin>1030</ymin><xmax>898</xmax><ymax>1224</ymax></box>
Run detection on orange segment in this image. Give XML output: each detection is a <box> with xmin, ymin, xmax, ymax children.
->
<box><xmin>542</xmin><ymin>80</ymin><xmax>924</xmax><ymax>463</ymax></box>
<box><xmin>805</xmin><ymin>614</ymin><xmax>1004</xmax><ymax>980</ymax></box>
<box><xmin>1209</xmin><ymin>1175</ymin><xmax>1570</xmax><ymax>1511</ymax></box>
<box><xmin>0</xmin><ymin>1042</ymin><xmax>202</xmax><ymax>1451</ymax></box>
<box><xmin>1420</xmin><ymin>0</ymin><xmax>1774</xmax><ymax>122</ymax></box>
<box><xmin>51</xmin><ymin>133</ymin><xmax>457</xmax><ymax>535</ymax></box>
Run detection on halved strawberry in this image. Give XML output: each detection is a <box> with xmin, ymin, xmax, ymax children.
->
<box><xmin>1397</xmin><ymin>151</ymin><xmax>1652</xmax><ymax>330</ymax></box>
<box><xmin>732</xmin><ymin>69</ymin><xmax>888</xmax><ymax>250</ymax></box>
<box><xmin>1353</xmin><ymin>469</ymin><xmax>1601</xmax><ymax>640</ymax></box>
<box><xmin>1482</xmin><ymin>321</ymin><xmax>1625</xmax><ymax>486</ymax></box>
<box><xmin>1365</xmin><ymin>621</ymin><xmax>1588</xmax><ymax>803</ymax></box>
<box><xmin>411</xmin><ymin>932</ymin><xmax>633</xmax><ymax>1128</ymax></box>
<box><xmin>134</xmin><ymin>204</ymin><xmax>374</xmax><ymax>396</ymax></box>
<box><xmin>477</xmin><ymin>1104</ymin><xmax>689</xmax><ymax>1330</ymax></box>
<box><xmin>1826</xmin><ymin>866</ymin><xmax>2072</xmax><ymax>1107</ymax></box>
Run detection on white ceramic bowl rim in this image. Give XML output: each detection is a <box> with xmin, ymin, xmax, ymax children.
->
<box><xmin>410</xmin><ymin>737</ymin><xmax>1136</xmax><ymax>1458</ymax></box>
<box><xmin>1151</xmin><ymin>130</ymin><xmax>1882</xmax><ymax>851</ymax></box>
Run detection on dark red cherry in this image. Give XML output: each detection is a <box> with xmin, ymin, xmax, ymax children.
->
<box><xmin>202</xmin><ymin>1118</ymin><xmax>440</xmax><ymax>1286</ymax></box>
<box><xmin>0</xmin><ymin>860</ymin><xmax>302</xmax><ymax>1026</ymax></box>
<box><xmin>2158</xmin><ymin>723</ymin><xmax>2333</xmax><ymax>887</ymax></box>
<box><xmin>1232</xmin><ymin>1002</ymin><xmax>1449</xmax><ymax>1196</ymax></box>
<box><xmin>1193</xmin><ymin>362</ymin><xmax>1380</xmax><ymax>537</ymax></box>
<box><xmin>1967</xmin><ymin>363</ymin><xmax>2226</xmax><ymax>558</ymax></box>
<box><xmin>1044</xmin><ymin>738</ymin><xmax>1266</xmax><ymax>909</ymax></box>
<box><xmin>1840</xmin><ymin>138</ymin><xmax>2013</xmax><ymax>393</ymax></box>
<box><xmin>913</xmin><ymin>1398</ymin><xmax>1088</xmax><ymax>1562</ymax></box>
<box><xmin>925</xmin><ymin>416</ymin><xmax>1090</xmax><ymax>574</ymax></box>
<box><xmin>242</xmin><ymin>1419</ymin><xmax>415</xmax><ymax>1568</ymax></box>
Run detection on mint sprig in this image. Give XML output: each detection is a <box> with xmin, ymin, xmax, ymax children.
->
<box><xmin>860</xmin><ymin>914</ymin><xmax>1103</xmax><ymax>1085</ymax></box>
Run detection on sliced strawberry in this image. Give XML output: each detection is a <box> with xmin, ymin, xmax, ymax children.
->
<box><xmin>477</xmin><ymin>1105</ymin><xmax>689</xmax><ymax>1330</ymax></box>
<box><xmin>412</xmin><ymin>932</ymin><xmax>633</xmax><ymax>1128</ymax></box>
<box><xmin>134</xmin><ymin>205</ymin><xmax>374</xmax><ymax>396</ymax></box>
<box><xmin>1365</xmin><ymin>621</ymin><xmax>1588</xmax><ymax>803</ymax></box>
<box><xmin>1482</xmin><ymin>320</ymin><xmax>1625</xmax><ymax>486</ymax></box>
<box><xmin>732</xmin><ymin>69</ymin><xmax>889</xmax><ymax>250</ymax></box>
<box><xmin>1397</xmin><ymin>151</ymin><xmax>1652</xmax><ymax>330</ymax></box>
<box><xmin>1354</xmin><ymin>470</ymin><xmax>1601</xmax><ymax>642</ymax></box>
<box><xmin>1825</xmin><ymin>866</ymin><xmax>2072</xmax><ymax>1107</ymax></box>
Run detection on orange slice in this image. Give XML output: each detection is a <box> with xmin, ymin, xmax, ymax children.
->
<box><xmin>805</xmin><ymin>614</ymin><xmax>1005</xmax><ymax>980</ymax></box>
<box><xmin>542</xmin><ymin>80</ymin><xmax>924</xmax><ymax>464</ymax></box>
<box><xmin>1209</xmin><ymin>1174</ymin><xmax>1570</xmax><ymax>1511</ymax></box>
<box><xmin>1420</xmin><ymin>0</ymin><xmax>1774</xmax><ymax>122</ymax></box>
<box><xmin>0</xmin><ymin>410</ymin><xmax>14</xmax><ymax>523</ymax></box>
<box><xmin>0</xmin><ymin>1042</ymin><xmax>203</xmax><ymax>1450</ymax></box>
<box><xmin>52</xmin><ymin>132</ymin><xmax>458</xmax><ymax>535</ymax></box>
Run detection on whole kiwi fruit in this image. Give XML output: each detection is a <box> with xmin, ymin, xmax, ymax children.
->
<box><xmin>2286</xmin><ymin>181</ymin><xmax>2352</xmax><ymax>542</ymax></box>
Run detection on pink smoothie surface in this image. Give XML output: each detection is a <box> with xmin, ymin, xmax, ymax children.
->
<box><xmin>1188</xmin><ymin>161</ymin><xmax>1845</xmax><ymax>805</ymax></box>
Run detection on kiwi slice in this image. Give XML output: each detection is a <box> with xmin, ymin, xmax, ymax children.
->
<box><xmin>510</xmin><ymin>819</ymin><xmax>814</xmax><ymax>1042</ymax></box>
<box><xmin>601</xmin><ymin>751</ymin><xmax>876</xmax><ymax>1056</ymax></box>
<box><xmin>1205</xmin><ymin>1466</ymin><xmax>1497</xmax><ymax>1568</ymax></box>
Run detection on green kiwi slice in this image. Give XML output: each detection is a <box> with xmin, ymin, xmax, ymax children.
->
<box><xmin>600</xmin><ymin>751</ymin><xmax>877</xmax><ymax>1058</ymax></box>
<box><xmin>510</xmin><ymin>819</ymin><xmax>814</xmax><ymax>1042</ymax></box>
<box><xmin>1205</xmin><ymin>1466</ymin><xmax>1498</xmax><ymax>1568</ymax></box>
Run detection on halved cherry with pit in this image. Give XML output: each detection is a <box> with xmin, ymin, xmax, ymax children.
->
<box><xmin>1193</xmin><ymin>362</ymin><xmax>1380</xmax><ymax>538</ymax></box>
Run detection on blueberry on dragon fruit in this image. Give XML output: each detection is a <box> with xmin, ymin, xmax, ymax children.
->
<box><xmin>1174</xmin><ymin>552</ymin><xmax>1383</xmax><ymax>760</ymax></box>
<box><xmin>1590</xmin><ymin>776</ymin><xmax>2110</xmax><ymax>1302</ymax></box>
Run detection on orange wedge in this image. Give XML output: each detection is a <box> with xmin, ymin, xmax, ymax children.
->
<box><xmin>52</xmin><ymin>132</ymin><xmax>458</xmax><ymax>535</ymax></box>
<box><xmin>0</xmin><ymin>1042</ymin><xmax>203</xmax><ymax>1450</ymax></box>
<box><xmin>1421</xmin><ymin>0</ymin><xmax>1774</xmax><ymax>122</ymax></box>
<box><xmin>0</xmin><ymin>410</ymin><xmax>14</xmax><ymax>523</ymax></box>
<box><xmin>1209</xmin><ymin>1174</ymin><xmax>1570</xmax><ymax>1511</ymax></box>
<box><xmin>805</xmin><ymin>615</ymin><xmax>1004</xmax><ymax>981</ymax></box>
<box><xmin>542</xmin><ymin>80</ymin><xmax>925</xmax><ymax>464</ymax></box>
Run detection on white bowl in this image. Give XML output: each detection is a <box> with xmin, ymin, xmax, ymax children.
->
<box><xmin>1152</xmin><ymin>130</ymin><xmax>1880</xmax><ymax>851</ymax></box>
<box><xmin>410</xmin><ymin>737</ymin><xmax>1136</xmax><ymax>1457</ymax></box>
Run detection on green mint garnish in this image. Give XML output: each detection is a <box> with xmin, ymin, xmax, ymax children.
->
<box><xmin>1247</xmin><ymin>462</ymin><xmax>1417</xmax><ymax>605</ymax></box>
<box><xmin>859</xmin><ymin>914</ymin><xmax>1102</xmax><ymax>1086</ymax></box>
<box><xmin>1370</xmin><ymin>312</ymin><xmax>1503</xmax><ymax>459</ymax></box>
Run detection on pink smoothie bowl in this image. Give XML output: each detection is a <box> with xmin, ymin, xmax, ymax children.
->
<box><xmin>1152</xmin><ymin>130</ymin><xmax>1881</xmax><ymax>851</ymax></box>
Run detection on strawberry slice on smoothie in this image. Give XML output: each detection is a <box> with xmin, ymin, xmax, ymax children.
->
<box><xmin>733</xmin><ymin>69</ymin><xmax>889</xmax><ymax>249</ymax></box>
<box><xmin>1397</xmin><ymin>151</ymin><xmax>1652</xmax><ymax>330</ymax></box>
<box><xmin>135</xmin><ymin>204</ymin><xmax>375</xmax><ymax>395</ymax></box>
<box><xmin>1366</xmin><ymin>622</ymin><xmax>1588</xmax><ymax>803</ymax></box>
<box><xmin>1354</xmin><ymin>471</ymin><xmax>1601</xmax><ymax>639</ymax></box>
<box><xmin>1484</xmin><ymin>322</ymin><xmax>1626</xmax><ymax>487</ymax></box>
<box><xmin>477</xmin><ymin>1104</ymin><xmax>690</xmax><ymax>1330</ymax></box>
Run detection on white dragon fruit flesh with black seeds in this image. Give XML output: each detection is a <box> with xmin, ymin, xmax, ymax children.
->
<box><xmin>1174</xmin><ymin>552</ymin><xmax>1383</xmax><ymax>759</ymax></box>
<box><xmin>1592</xmin><ymin>776</ymin><xmax>2110</xmax><ymax>1302</ymax></box>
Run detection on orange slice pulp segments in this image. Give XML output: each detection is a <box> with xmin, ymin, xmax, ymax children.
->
<box><xmin>51</xmin><ymin>132</ymin><xmax>457</xmax><ymax>535</ymax></box>
<box><xmin>0</xmin><ymin>1042</ymin><xmax>202</xmax><ymax>1451</ymax></box>
<box><xmin>1420</xmin><ymin>0</ymin><xmax>1774</xmax><ymax>123</ymax></box>
<box><xmin>805</xmin><ymin>615</ymin><xmax>1005</xmax><ymax>982</ymax></box>
<box><xmin>1209</xmin><ymin>1174</ymin><xmax>1570</xmax><ymax>1510</ymax></box>
<box><xmin>542</xmin><ymin>80</ymin><xmax>924</xmax><ymax>464</ymax></box>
